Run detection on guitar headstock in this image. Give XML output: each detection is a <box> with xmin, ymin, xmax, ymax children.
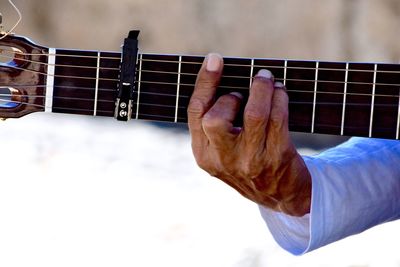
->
<box><xmin>0</xmin><ymin>33</ymin><xmax>48</xmax><ymax>119</ymax></box>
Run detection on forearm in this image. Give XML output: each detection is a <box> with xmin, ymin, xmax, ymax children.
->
<box><xmin>260</xmin><ymin>138</ymin><xmax>400</xmax><ymax>255</ymax></box>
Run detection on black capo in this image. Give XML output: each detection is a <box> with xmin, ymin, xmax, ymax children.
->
<box><xmin>114</xmin><ymin>30</ymin><xmax>140</xmax><ymax>121</ymax></box>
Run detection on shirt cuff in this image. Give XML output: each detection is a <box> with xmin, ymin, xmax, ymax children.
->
<box><xmin>259</xmin><ymin>138</ymin><xmax>400</xmax><ymax>255</ymax></box>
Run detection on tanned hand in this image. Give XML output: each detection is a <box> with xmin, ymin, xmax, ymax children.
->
<box><xmin>188</xmin><ymin>53</ymin><xmax>312</xmax><ymax>217</ymax></box>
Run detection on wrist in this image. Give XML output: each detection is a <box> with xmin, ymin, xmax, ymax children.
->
<box><xmin>277</xmin><ymin>155</ymin><xmax>312</xmax><ymax>217</ymax></box>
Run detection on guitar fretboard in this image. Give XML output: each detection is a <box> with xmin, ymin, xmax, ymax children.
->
<box><xmin>49</xmin><ymin>49</ymin><xmax>400</xmax><ymax>140</ymax></box>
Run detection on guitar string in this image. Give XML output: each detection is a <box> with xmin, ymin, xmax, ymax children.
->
<box><xmin>138</xmin><ymin>69</ymin><xmax>400</xmax><ymax>89</ymax></box>
<box><xmin>3</xmin><ymin>61</ymin><xmax>400</xmax><ymax>92</ymax></box>
<box><xmin>1</xmin><ymin>96</ymin><xmax>399</xmax><ymax>113</ymax></box>
<box><xmin>2</xmin><ymin>52</ymin><xmax>400</xmax><ymax>88</ymax></box>
<box><xmin>0</xmin><ymin>91</ymin><xmax>189</xmax><ymax>108</ymax></box>
<box><xmin>0</xmin><ymin>51</ymin><xmax>397</xmax><ymax>131</ymax></box>
<box><xmin>1</xmin><ymin>99</ymin><xmax>399</xmax><ymax>133</ymax></box>
<box><xmin>0</xmin><ymin>85</ymin><xmax>192</xmax><ymax>98</ymax></box>
<box><xmin>3</xmin><ymin>49</ymin><xmax>399</xmax><ymax>74</ymax></box>
<box><xmin>138</xmin><ymin>57</ymin><xmax>400</xmax><ymax>75</ymax></box>
<box><xmin>2</xmin><ymin>50</ymin><xmax>400</xmax><ymax>75</ymax></box>
<box><xmin>1</xmin><ymin>83</ymin><xmax>400</xmax><ymax>99</ymax></box>
<box><xmin>0</xmin><ymin>84</ymin><xmax>116</xmax><ymax>92</ymax></box>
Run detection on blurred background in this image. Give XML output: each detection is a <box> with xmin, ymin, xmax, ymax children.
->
<box><xmin>0</xmin><ymin>0</ymin><xmax>399</xmax><ymax>266</ymax></box>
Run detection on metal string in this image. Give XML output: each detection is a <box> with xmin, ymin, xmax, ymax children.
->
<box><xmin>1</xmin><ymin>98</ymin><xmax>399</xmax><ymax>133</ymax></box>
<box><xmin>1</xmin><ymin>95</ymin><xmax>399</xmax><ymax>113</ymax></box>
<box><xmin>3</xmin><ymin>59</ymin><xmax>400</xmax><ymax>93</ymax></box>
<box><xmin>1</xmin><ymin>49</ymin><xmax>400</xmax><ymax>116</ymax></box>
<box><xmin>1</xmin><ymin>48</ymin><xmax>400</xmax><ymax>75</ymax></box>
<box><xmin>1</xmin><ymin>82</ymin><xmax>400</xmax><ymax>99</ymax></box>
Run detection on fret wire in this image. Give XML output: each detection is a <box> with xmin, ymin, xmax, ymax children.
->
<box><xmin>369</xmin><ymin>64</ymin><xmax>378</xmax><ymax>137</ymax></box>
<box><xmin>93</xmin><ymin>51</ymin><xmax>101</xmax><ymax>116</ymax></box>
<box><xmin>249</xmin><ymin>58</ymin><xmax>255</xmax><ymax>87</ymax></box>
<box><xmin>397</xmin><ymin>88</ymin><xmax>400</xmax><ymax>140</ymax></box>
<box><xmin>45</xmin><ymin>48</ymin><xmax>56</xmax><ymax>113</ymax></box>
<box><xmin>311</xmin><ymin>61</ymin><xmax>319</xmax><ymax>133</ymax></box>
<box><xmin>136</xmin><ymin>53</ymin><xmax>143</xmax><ymax>120</ymax></box>
<box><xmin>283</xmin><ymin>60</ymin><xmax>288</xmax><ymax>86</ymax></box>
<box><xmin>341</xmin><ymin>62</ymin><xmax>349</xmax><ymax>136</ymax></box>
<box><xmin>175</xmin><ymin>56</ymin><xmax>182</xmax><ymax>123</ymax></box>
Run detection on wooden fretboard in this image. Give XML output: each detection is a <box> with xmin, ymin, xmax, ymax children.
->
<box><xmin>49</xmin><ymin>49</ymin><xmax>400</xmax><ymax>140</ymax></box>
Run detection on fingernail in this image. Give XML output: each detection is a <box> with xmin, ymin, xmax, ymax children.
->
<box><xmin>229</xmin><ymin>92</ymin><xmax>243</xmax><ymax>99</ymax></box>
<box><xmin>206</xmin><ymin>53</ymin><xmax>222</xmax><ymax>72</ymax></box>
<box><xmin>274</xmin><ymin>82</ymin><xmax>285</xmax><ymax>89</ymax></box>
<box><xmin>256</xmin><ymin>69</ymin><xmax>273</xmax><ymax>80</ymax></box>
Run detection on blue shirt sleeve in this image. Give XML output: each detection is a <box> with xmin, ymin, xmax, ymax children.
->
<box><xmin>259</xmin><ymin>137</ymin><xmax>400</xmax><ymax>255</ymax></box>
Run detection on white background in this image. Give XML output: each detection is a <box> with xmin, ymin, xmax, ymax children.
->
<box><xmin>0</xmin><ymin>114</ymin><xmax>399</xmax><ymax>267</ymax></box>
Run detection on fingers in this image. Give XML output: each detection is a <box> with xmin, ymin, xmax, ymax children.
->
<box><xmin>188</xmin><ymin>53</ymin><xmax>224</xmax><ymax>151</ymax></box>
<box><xmin>202</xmin><ymin>92</ymin><xmax>243</xmax><ymax>147</ymax></box>
<box><xmin>269</xmin><ymin>82</ymin><xmax>290</xmax><ymax>137</ymax></box>
<box><xmin>242</xmin><ymin>69</ymin><xmax>275</xmax><ymax>147</ymax></box>
<box><xmin>188</xmin><ymin>53</ymin><xmax>223</xmax><ymax>124</ymax></box>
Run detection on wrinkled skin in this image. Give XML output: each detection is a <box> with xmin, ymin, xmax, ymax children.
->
<box><xmin>188</xmin><ymin>53</ymin><xmax>311</xmax><ymax>217</ymax></box>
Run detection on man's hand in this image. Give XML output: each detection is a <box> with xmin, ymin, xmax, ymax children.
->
<box><xmin>188</xmin><ymin>53</ymin><xmax>312</xmax><ymax>217</ymax></box>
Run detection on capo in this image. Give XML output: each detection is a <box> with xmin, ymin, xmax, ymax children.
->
<box><xmin>114</xmin><ymin>30</ymin><xmax>140</xmax><ymax>121</ymax></box>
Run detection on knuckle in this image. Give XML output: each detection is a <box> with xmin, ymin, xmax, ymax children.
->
<box><xmin>270</xmin><ymin>108</ymin><xmax>288</xmax><ymax>125</ymax></box>
<box><xmin>202</xmin><ymin>113</ymin><xmax>227</xmax><ymax>130</ymax></box>
<box><xmin>273</xmin><ymin>89</ymin><xmax>289</xmax><ymax>106</ymax></box>
<box><xmin>220</xmin><ymin>94</ymin><xmax>240</xmax><ymax>105</ymax></box>
<box><xmin>270</xmin><ymin>92</ymin><xmax>289</xmax><ymax>126</ymax></box>
<box><xmin>245</xmin><ymin>109</ymin><xmax>267</xmax><ymax>126</ymax></box>
<box><xmin>188</xmin><ymin>99</ymin><xmax>207</xmax><ymax>117</ymax></box>
<box><xmin>197</xmin><ymin>75</ymin><xmax>218</xmax><ymax>89</ymax></box>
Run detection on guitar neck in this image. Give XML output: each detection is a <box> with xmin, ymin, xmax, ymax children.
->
<box><xmin>48</xmin><ymin>48</ymin><xmax>400</xmax><ymax>140</ymax></box>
